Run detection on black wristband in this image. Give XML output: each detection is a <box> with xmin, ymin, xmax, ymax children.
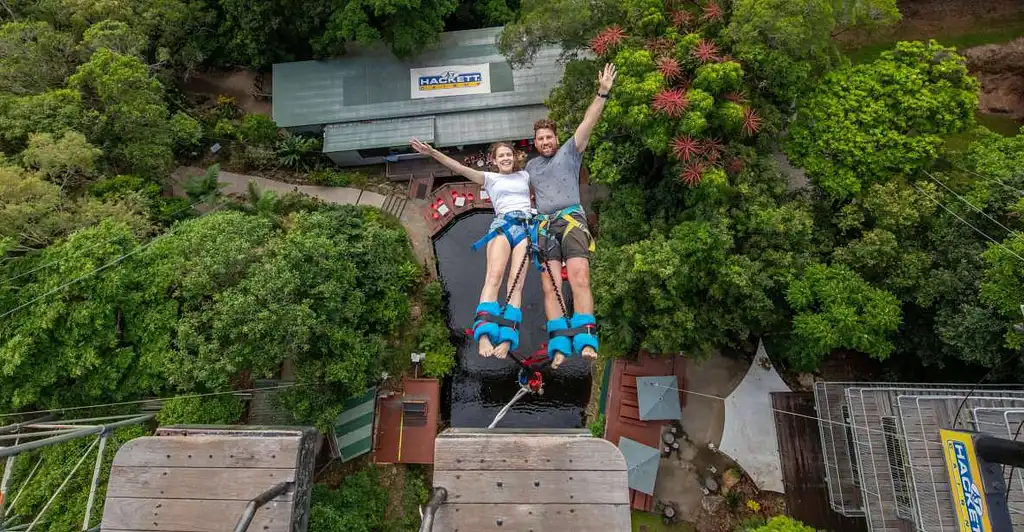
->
<box><xmin>597</xmin><ymin>91</ymin><xmax>609</xmax><ymax>99</ymax></box>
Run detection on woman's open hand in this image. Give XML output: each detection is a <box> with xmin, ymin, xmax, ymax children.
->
<box><xmin>410</xmin><ymin>138</ymin><xmax>434</xmax><ymax>156</ymax></box>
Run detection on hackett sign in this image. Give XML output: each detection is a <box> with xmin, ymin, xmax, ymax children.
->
<box><xmin>410</xmin><ymin>63</ymin><xmax>492</xmax><ymax>99</ymax></box>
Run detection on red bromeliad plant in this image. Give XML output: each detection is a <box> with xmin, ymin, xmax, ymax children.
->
<box><xmin>656</xmin><ymin>56</ymin><xmax>682</xmax><ymax>82</ymax></box>
<box><xmin>652</xmin><ymin>88</ymin><xmax>690</xmax><ymax>117</ymax></box>
<box><xmin>590</xmin><ymin>25</ymin><xmax>627</xmax><ymax>56</ymax></box>
<box><xmin>671</xmin><ymin>135</ymin><xmax>701</xmax><ymax>162</ymax></box>
<box><xmin>724</xmin><ymin>91</ymin><xmax>747</xmax><ymax>103</ymax></box>
<box><xmin>701</xmin><ymin>137</ymin><xmax>724</xmax><ymax>163</ymax></box>
<box><xmin>741</xmin><ymin>107</ymin><xmax>763</xmax><ymax>136</ymax></box>
<box><xmin>681</xmin><ymin>163</ymin><xmax>705</xmax><ymax>186</ymax></box>
<box><xmin>701</xmin><ymin>1</ymin><xmax>724</xmax><ymax>23</ymax></box>
<box><xmin>726</xmin><ymin>157</ymin><xmax>745</xmax><ymax>175</ymax></box>
<box><xmin>646</xmin><ymin>37</ymin><xmax>675</xmax><ymax>56</ymax></box>
<box><xmin>691</xmin><ymin>39</ymin><xmax>719</xmax><ymax>63</ymax></box>
<box><xmin>670</xmin><ymin>10</ymin><xmax>693</xmax><ymax>29</ymax></box>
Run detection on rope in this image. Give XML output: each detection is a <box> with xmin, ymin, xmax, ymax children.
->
<box><xmin>923</xmin><ymin>170</ymin><xmax>1021</xmax><ymax>239</ymax></box>
<box><xmin>488</xmin><ymin>387</ymin><xmax>531</xmax><ymax>429</ymax></box>
<box><xmin>0</xmin><ymin>204</ymin><xmax>226</xmax><ymax>321</ymax></box>
<box><xmin>0</xmin><ymin>383</ymin><xmax>307</xmax><ymax>420</ymax></box>
<box><xmin>912</xmin><ymin>183</ymin><xmax>1024</xmax><ymax>264</ymax></box>
<box><xmin>644</xmin><ymin>381</ymin><xmax>947</xmax><ymax>446</ymax></box>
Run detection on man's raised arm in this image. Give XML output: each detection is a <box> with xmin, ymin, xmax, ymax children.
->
<box><xmin>572</xmin><ymin>63</ymin><xmax>617</xmax><ymax>153</ymax></box>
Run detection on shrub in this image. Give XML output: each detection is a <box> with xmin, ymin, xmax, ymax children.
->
<box><xmin>240</xmin><ymin>144</ymin><xmax>276</xmax><ymax>170</ymax></box>
<box><xmin>309</xmin><ymin>169</ymin><xmax>351</xmax><ymax>187</ymax></box>
<box><xmin>588</xmin><ymin>413</ymin><xmax>606</xmax><ymax>437</ymax></box>
<box><xmin>213</xmin><ymin>118</ymin><xmax>238</xmax><ymax>140</ymax></box>
<box><xmin>419</xmin><ymin>318</ymin><xmax>456</xmax><ymax>378</ymax></box>
<box><xmin>308</xmin><ymin>467</ymin><xmax>388</xmax><ymax>532</ymax></box>
<box><xmin>157</xmin><ymin>395</ymin><xmax>245</xmax><ymax>425</ymax></box>
<box><xmin>725</xmin><ymin>490</ymin><xmax>742</xmax><ymax>510</ymax></box>
<box><xmin>239</xmin><ymin>114</ymin><xmax>279</xmax><ymax>146</ymax></box>
<box><xmin>170</xmin><ymin>112</ymin><xmax>203</xmax><ymax>154</ymax></box>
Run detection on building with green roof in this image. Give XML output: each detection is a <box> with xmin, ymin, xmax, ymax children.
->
<box><xmin>272</xmin><ymin>27</ymin><xmax>565</xmax><ymax>167</ymax></box>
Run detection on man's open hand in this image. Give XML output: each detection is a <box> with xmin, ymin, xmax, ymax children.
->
<box><xmin>598</xmin><ymin>63</ymin><xmax>617</xmax><ymax>93</ymax></box>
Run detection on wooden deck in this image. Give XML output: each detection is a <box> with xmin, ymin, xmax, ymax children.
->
<box><xmin>424</xmin><ymin>182</ymin><xmax>492</xmax><ymax>237</ymax></box>
<box><xmin>771</xmin><ymin>392</ymin><xmax>868</xmax><ymax>532</ymax></box>
<box><xmin>100</xmin><ymin>426</ymin><xmax>316</xmax><ymax>532</ymax></box>
<box><xmin>432</xmin><ymin>429</ymin><xmax>631</xmax><ymax>531</ymax></box>
<box><xmin>373</xmin><ymin>378</ymin><xmax>440</xmax><ymax>464</ymax></box>
<box><xmin>604</xmin><ymin>354</ymin><xmax>687</xmax><ymax>511</ymax></box>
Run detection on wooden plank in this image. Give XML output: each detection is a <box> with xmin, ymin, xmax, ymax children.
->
<box><xmin>434</xmin><ymin>470</ymin><xmax>628</xmax><ymax>504</ymax></box>
<box><xmin>436</xmin><ymin>503</ymin><xmax>631</xmax><ymax>531</ymax></box>
<box><xmin>100</xmin><ymin>498</ymin><xmax>291</xmax><ymax>532</ymax></box>
<box><xmin>434</xmin><ymin>436</ymin><xmax>626</xmax><ymax>471</ymax></box>
<box><xmin>107</xmin><ymin>466</ymin><xmax>295</xmax><ymax>501</ymax></box>
<box><xmin>113</xmin><ymin>436</ymin><xmax>300</xmax><ymax>469</ymax></box>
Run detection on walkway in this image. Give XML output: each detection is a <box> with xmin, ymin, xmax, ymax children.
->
<box><xmin>172</xmin><ymin>167</ymin><xmax>435</xmax><ymax>269</ymax></box>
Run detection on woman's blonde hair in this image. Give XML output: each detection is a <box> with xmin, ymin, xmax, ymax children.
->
<box><xmin>488</xmin><ymin>142</ymin><xmax>523</xmax><ymax>172</ymax></box>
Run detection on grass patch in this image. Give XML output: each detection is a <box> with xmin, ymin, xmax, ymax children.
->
<box><xmin>846</xmin><ymin>19</ymin><xmax>1024</xmax><ymax>64</ymax></box>
<box><xmin>632</xmin><ymin>510</ymin><xmax>695</xmax><ymax>532</ymax></box>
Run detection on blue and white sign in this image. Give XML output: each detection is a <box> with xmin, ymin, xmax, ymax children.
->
<box><xmin>410</xmin><ymin>63</ymin><xmax>491</xmax><ymax>99</ymax></box>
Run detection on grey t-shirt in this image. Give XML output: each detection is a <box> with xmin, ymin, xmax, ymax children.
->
<box><xmin>526</xmin><ymin>137</ymin><xmax>582</xmax><ymax>214</ymax></box>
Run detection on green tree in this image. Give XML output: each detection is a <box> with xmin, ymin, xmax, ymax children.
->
<box><xmin>239</xmin><ymin>113</ymin><xmax>280</xmax><ymax>146</ymax></box>
<box><xmin>169</xmin><ymin>112</ymin><xmax>203</xmax><ymax>154</ymax></box>
<box><xmin>68</xmin><ymin>48</ymin><xmax>174</xmax><ymax>177</ymax></box>
<box><xmin>0</xmin><ymin>89</ymin><xmax>88</xmax><ymax>154</ymax></box>
<box><xmin>724</xmin><ymin>0</ymin><xmax>900</xmax><ymax>103</ymax></box>
<box><xmin>785</xmin><ymin>262</ymin><xmax>902</xmax><ymax>369</ymax></box>
<box><xmin>0</xmin><ymin>221</ymin><xmax>153</xmax><ymax>410</ymax></box>
<box><xmin>786</xmin><ymin>41</ymin><xmax>979</xmax><ymax>199</ymax></box>
<box><xmin>0</xmin><ymin>21</ymin><xmax>77</xmax><ymax>95</ymax></box>
<box><xmin>157</xmin><ymin>395</ymin><xmax>246</xmax><ymax>424</ymax></box>
<box><xmin>979</xmin><ymin>234</ymin><xmax>1024</xmax><ymax>350</ymax></box>
<box><xmin>308</xmin><ymin>468</ymin><xmax>388</xmax><ymax>532</ymax></box>
<box><xmin>21</xmin><ymin>131</ymin><xmax>102</xmax><ymax>191</ymax></box>
<box><xmin>80</xmin><ymin>19</ymin><xmax>147</xmax><ymax>58</ymax></box>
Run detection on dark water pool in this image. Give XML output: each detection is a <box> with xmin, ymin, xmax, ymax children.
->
<box><xmin>434</xmin><ymin>212</ymin><xmax>591</xmax><ymax>428</ymax></box>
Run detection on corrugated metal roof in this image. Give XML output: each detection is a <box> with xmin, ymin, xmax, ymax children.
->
<box><xmin>333</xmin><ymin>387</ymin><xmax>377</xmax><ymax>461</ymax></box>
<box><xmin>323</xmin><ymin>116</ymin><xmax>435</xmax><ymax>152</ymax></box>
<box><xmin>434</xmin><ymin>105</ymin><xmax>549</xmax><ymax>147</ymax></box>
<box><xmin>322</xmin><ymin>105</ymin><xmax>549</xmax><ymax>153</ymax></box>
<box><xmin>273</xmin><ymin>27</ymin><xmax>564</xmax><ymax>128</ymax></box>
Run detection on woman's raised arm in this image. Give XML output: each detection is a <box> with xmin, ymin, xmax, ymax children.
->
<box><xmin>409</xmin><ymin>139</ymin><xmax>485</xmax><ymax>185</ymax></box>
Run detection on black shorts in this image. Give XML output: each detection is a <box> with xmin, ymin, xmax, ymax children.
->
<box><xmin>540</xmin><ymin>211</ymin><xmax>593</xmax><ymax>262</ymax></box>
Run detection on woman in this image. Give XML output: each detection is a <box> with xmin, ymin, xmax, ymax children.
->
<box><xmin>410</xmin><ymin>138</ymin><xmax>532</xmax><ymax>359</ymax></box>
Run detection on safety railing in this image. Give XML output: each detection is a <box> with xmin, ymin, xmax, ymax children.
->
<box><xmin>417</xmin><ymin>487</ymin><xmax>447</xmax><ymax>532</ymax></box>
<box><xmin>0</xmin><ymin>414</ymin><xmax>154</xmax><ymax>532</ymax></box>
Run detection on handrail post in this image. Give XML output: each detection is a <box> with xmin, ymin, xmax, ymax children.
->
<box><xmin>232</xmin><ymin>481</ymin><xmax>293</xmax><ymax>532</ymax></box>
<box><xmin>81</xmin><ymin>432</ymin><xmax>109</xmax><ymax>530</ymax></box>
<box><xmin>418</xmin><ymin>487</ymin><xmax>447</xmax><ymax>532</ymax></box>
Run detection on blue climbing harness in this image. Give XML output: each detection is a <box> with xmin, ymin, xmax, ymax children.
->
<box><xmin>471</xmin><ymin>211</ymin><xmax>544</xmax><ymax>270</ymax></box>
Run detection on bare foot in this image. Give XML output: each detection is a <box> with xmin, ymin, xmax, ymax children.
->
<box><xmin>492</xmin><ymin>341</ymin><xmax>510</xmax><ymax>359</ymax></box>
<box><xmin>581</xmin><ymin>346</ymin><xmax>598</xmax><ymax>359</ymax></box>
<box><xmin>551</xmin><ymin>353</ymin><xmax>566</xmax><ymax>369</ymax></box>
<box><xmin>478</xmin><ymin>336</ymin><xmax>494</xmax><ymax>357</ymax></box>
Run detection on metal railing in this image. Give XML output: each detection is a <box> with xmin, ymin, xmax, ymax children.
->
<box><xmin>232</xmin><ymin>481</ymin><xmax>294</xmax><ymax>532</ymax></box>
<box><xmin>417</xmin><ymin>487</ymin><xmax>447</xmax><ymax>532</ymax></box>
<box><xmin>0</xmin><ymin>414</ymin><xmax>154</xmax><ymax>531</ymax></box>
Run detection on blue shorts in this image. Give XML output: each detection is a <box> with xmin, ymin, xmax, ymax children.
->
<box><xmin>488</xmin><ymin>210</ymin><xmax>532</xmax><ymax>246</ymax></box>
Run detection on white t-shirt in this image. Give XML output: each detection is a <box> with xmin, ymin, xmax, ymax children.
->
<box><xmin>483</xmin><ymin>170</ymin><xmax>531</xmax><ymax>215</ymax></box>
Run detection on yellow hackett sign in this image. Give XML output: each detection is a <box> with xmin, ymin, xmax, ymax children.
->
<box><xmin>940</xmin><ymin>429</ymin><xmax>993</xmax><ymax>532</ymax></box>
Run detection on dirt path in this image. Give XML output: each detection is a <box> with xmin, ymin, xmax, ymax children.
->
<box><xmin>172</xmin><ymin>166</ymin><xmax>436</xmax><ymax>270</ymax></box>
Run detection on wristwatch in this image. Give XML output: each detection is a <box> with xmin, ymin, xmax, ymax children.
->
<box><xmin>597</xmin><ymin>91</ymin><xmax>610</xmax><ymax>99</ymax></box>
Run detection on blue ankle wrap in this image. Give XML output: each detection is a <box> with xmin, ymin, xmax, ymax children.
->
<box><xmin>571</xmin><ymin>313</ymin><xmax>599</xmax><ymax>355</ymax></box>
<box><xmin>497</xmin><ymin>305</ymin><xmax>522</xmax><ymax>351</ymax></box>
<box><xmin>472</xmin><ymin>301</ymin><xmax>502</xmax><ymax>345</ymax></box>
<box><xmin>547</xmin><ymin>319</ymin><xmax>572</xmax><ymax>359</ymax></box>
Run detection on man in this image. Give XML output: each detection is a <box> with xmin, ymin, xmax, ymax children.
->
<box><xmin>526</xmin><ymin>63</ymin><xmax>616</xmax><ymax>369</ymax></box>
